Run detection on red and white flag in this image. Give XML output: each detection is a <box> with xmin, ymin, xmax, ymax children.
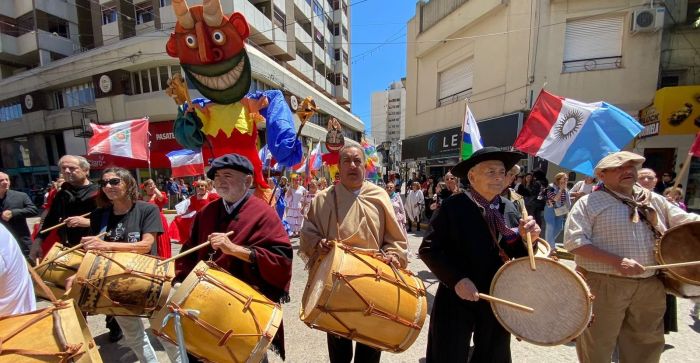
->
<box><xmin>166</xmin><ymin>149</ymin><xmax>205</xmax><ymax>178</ymax></box>
<box><xmin>88</xmin><ymin>118</ymin><xmax>149</xmax><ymax>161</ymax></box>
<box><xmin>689</xmin><ymin>132</ymin><xmax>700</xmax><ymax>157</ymax></box>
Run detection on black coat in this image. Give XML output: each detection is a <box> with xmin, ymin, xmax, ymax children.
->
<box><xmin>38</xmin><ymin>183</ymin><xmax>99</xmax><ymax>246</ymax></box>
<box><xmin>0</xmin><ymin>189</ymin><xmax>39</xmax><ymax>249</ymax></box>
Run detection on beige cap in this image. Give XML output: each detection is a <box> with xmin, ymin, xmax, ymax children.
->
<box><xmin>594</xmin><ymin>151</ymin><xmax>645</xmax><ymax>173</ymax></box>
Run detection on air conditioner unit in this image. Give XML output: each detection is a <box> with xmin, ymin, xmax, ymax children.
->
<box><xmin>631</xmin><ymin>7</ymin><xmax>664</xmax><ymax>34</ymax></box>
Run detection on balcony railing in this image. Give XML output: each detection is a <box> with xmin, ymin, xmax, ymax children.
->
<box><xmin>562</xmin><ymin>56</ymin><xmax>622</xmax><ymax>73</ymax></box>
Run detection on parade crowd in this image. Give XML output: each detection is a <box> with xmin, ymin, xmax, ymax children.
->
<box><xmin>0</xmin><ymin>147</ymin><xmax>698</xmax><ymax>363</ymax></box>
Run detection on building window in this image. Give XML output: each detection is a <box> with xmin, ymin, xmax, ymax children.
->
<box><xmin>326</xmin><ymin>41</ymin><xmax>334</xmax><ymax>58</ymax></box>
<box><xmin>342</xmin><ymin>75</ymin><xmax>348</xmax><ymax>88</ymax></box>
<box><xmin>136</xmin><ymin>4</ymin><xmax>155</xmax><ymax>24</ymax></box>
<box><xmin>132</xmin><ymin>66</ymin><xmax>182</xmax><ymax>95</ymax></box>
<box><xmin>334</xmin><ymin>73</ymin><xmax>341</xmax><ymax>86</ymax></box>
<box><xmin>314</xmin><ymin>29</ymin><xmax>325</xmax><ymax>49</ymax></box>
<box><xmin>342</xmin><ymin>50</ymin><xmax>348</xmax><ymax>64</ymax></box>
<box><xmin>334</xmin><ymin>48</ymin><xmax>340</xmax><ymax>61</ymax></box>
<box><xmin>341</xmin><ymin>25</ymin><xmax>348</xmax><ymax>41</ymax></box>
<box><xmin>438</xmin><ymin>59</ymin><xmax>473</xmax><ymax>107</ymax></box>
<box><xmin>332</xmin><ymin>0</ymin><xmax>340</xmax><ymax>10</ymax></box>
<box><xmin>563</xmin><ymin>17</ymin><xmax>623</xmax><ymax>73</ymax></box>
<box><xmin>342</xmin><ymin>1</ymin><xmax>348</xmax><ymax>15</ymax></box>
<box><xmin>159</xmin><ymin>0</ymin><xmax>172</xmax><ymax>7</ymax></box>
<box><xmin>333</xmin><ymin>24</ymin><xmax>340</xmax><ymax>36</ymax></box>
<box><xmin>687</xmin><ymin>0</ymin><xmax>700</xmax><ymax>27</ymax></box>
<box><xmin>55</xmin><ymin>82</ymin><xmax>95</xmax><ymax>109</ymax></box>
<box><xmin>273</xmin><ymin>6</ymin><xmax>287</xmax><ymax>31</ymax></box>
<box><xmin>313</xmin><ymin>0</ymin><xmax>324</xmax><ymax>18</ymax></box>
<box><xmin>0</xmin><ymin>103</ymin><xmax>22</xmax><ymax>122</ymax></box>
<box><xmin>326</xmin><ymin>15</ymin><xmax>333</xmax><ymax>33</ymax></box>
<box><xmin>102</xmin><ymin>7</ymin><xmax>117</xmax><ymax>25</ymax></box>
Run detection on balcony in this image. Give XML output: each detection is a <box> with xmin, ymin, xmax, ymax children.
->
<box><xmin>36</xmin><ymin>30</ymin><xmax>75</xmax><ymax>57</ymax></box>
<box><xmin>158</xmin><ymin>4</ymin><xmax>176</xmax><ymax>29</ymax></box>
<box><xmin>289</xmin><ymin>56</ymin><xmax>314</xmax><ymax>81</ymax></box>
<box><xmin>0</xmin><ymin>32</ymin><xmax>37</xmax><ymax>57</ymax></box>
<box><xmin>294</xmin><ymin>0</ymin><xmax>312</xmax><ymax>15</ymax></box>
<box><xmin>0</xmin><ymin>1</ymin><xmax>33</xmax><ymax>18</ymax></box>
<box><xmin>222</xmin><ymin>0</ymin><xmax>273</xmax><ymax>47</ymax></box>
<box><xmin>294</xmin><ymin>23</ymin><xmax>312</xmax><ymax>52</ymax></box>
<box><xmin>35</xmin><ymin>0</ymin><xmax>76</xmax><ymax>23</ymax></box>
<box><xmin>335</xmin><ymin>85</ymin><xmax>349</xmax><ymax>103</ymax></box>
<box><xmin>102</xmin><ymin>21</ymin><xmax>120</xmax><ymax>46</ymax></box>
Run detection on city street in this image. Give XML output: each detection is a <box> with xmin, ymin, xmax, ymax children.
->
<box><xmin>32</xmin><ymin>217</ymin><xmax>700</xmax><ymax>363</ymax></box>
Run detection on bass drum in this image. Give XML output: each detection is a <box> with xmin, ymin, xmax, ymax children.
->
<box><xmin>490</xmin><ymin>257</ymin><xmax>593</xmax><ymax>346</ymax></box>
<box><xmin>150</xmin><ymin>261</ymin><xmax>282</xmax><ymax>363</ymax></box>
<box><xmin>0</xmin><ymin>299</ymin><xmax>102</xmax><ymax>362</ymax></box>
<box><xmin>300</xmin><ymin>242</ymin><xmax>427</xmax><ymax>352</ymax></box>
<box><xmin>34</xmin><ymin>242</ymin><xmax>85</xmax><ymax>300</ymax></box>
<box><xmin>69</xmin><ymin>251</ymin><xmax>174</xmax><ymax>317</ymax></box>
<box><xmin>655</xmin><ymin>221</ymin><xmax>700</xmax><ymax>300</ymax></box>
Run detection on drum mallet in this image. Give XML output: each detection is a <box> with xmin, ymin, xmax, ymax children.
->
<box><xmin>158</xmin><ymin>231</ymin><xmax>234</xmax><ymax>266</ymax></box>
<box><xmin>34</xmin><ymin>231</ymin><xmax>107</xmax><ymax>270</ymax></box>
<box><xmin>479</xmin><ymin>293</ymin><xmax>535</xmax><ymax>313</ymax></box>
<box><xmin>517</xmin><ymin>202</ymin><xmax>537</xmax><ymax>271</ymax></box>
<box><xmin>39</xmin><ymin>212</ymin><xmax>91</xmax><ymax>234</ymax></box>
<box><xmin>644</xmin><ymin>260</ymin><xmax>700</xmax><ymax>270</ymax></box>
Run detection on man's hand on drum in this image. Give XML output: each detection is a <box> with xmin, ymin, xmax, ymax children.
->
<box><xmin>317</xmin><ymin>238</ymin><xmax>332</xmax><ymax>253</ymax></box>
<box><xmin>455</xmin><ymin>278</ymin><xmax>479</xmax><ymax>301</ymax></box>
<box><xmin>617</xmin><ymin>257</ymin><xmax>645</xmax><ymax>276</ymax></box>
<box><xmin>82</xmin><ymin>235</ymin><xmax>109</xmax><ymax>251</ymax></box>
<box><xmin>209</xmin><ymin>232</ymin><xmax>246</xmax><ymax>257</ymax></box>
<box><xmin>518</xmin><ymin>216</ymin><xmax>540</xmax><ymax>241</ymax></box>
<box><xmin>374</xmin><ymin>252</ymin><xmax>399</xmax><ymax>267</ymax></box>
<box><xmin>64</xmin><ymin>216</ymin><xmax>90</xmax><ymax>228</ymax></box>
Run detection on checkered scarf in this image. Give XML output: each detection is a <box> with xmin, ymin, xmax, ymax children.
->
<box><xmin>468</xmin><ymin>186</ymin><xmax>519</xmax><ymax>244</ymax></box>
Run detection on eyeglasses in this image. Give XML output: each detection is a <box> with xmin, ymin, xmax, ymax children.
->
<box><xmin>100</xmin><ymin>178</ymin><xmax>121</xmax><ymax>187</ymax></box>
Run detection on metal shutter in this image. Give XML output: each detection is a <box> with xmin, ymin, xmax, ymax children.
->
<box><xmin>438</xmin><ymin>60</ymin><xmax>473</xmax><ymax>100</ymax></box>
<box><xmin>563</xmin><ymin>17</ymin><xmax>623</xmax><ymax>62</ymax></box>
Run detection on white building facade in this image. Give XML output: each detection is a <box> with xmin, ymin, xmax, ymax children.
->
<box><xmin>370</xmin><ymin>80</ymin><xmax>405</xmax><ymax>172</ymax></box>
<box><xmin>0</xmin><ymin>0</ymin><xmax>360</xmax><ymax>193</ymax></box>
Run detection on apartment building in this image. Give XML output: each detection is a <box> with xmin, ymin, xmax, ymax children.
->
<box><xmin>370</xmin><ymin>79</ymin><xmax>405</xmax><ymax>172</ymax></box>
<box><xmin>0</xmin><ymin>0</ymin><xmax>358</xmax><ymax>193</ymax></box>
<box><xmin>404</xmin><ymin>0</ymin><xmax>700</xmax><ymax>208</ymax></box>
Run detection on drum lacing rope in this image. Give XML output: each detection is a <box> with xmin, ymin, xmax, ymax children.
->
<box><xmin>195</xmin><ymin>269</ymin><xmax>279</xmax><ymax>335</ymax></box>
<box><xmin>75</xmin><ymin>276</ymin><xmax>158</xmax><ymax>314</ymax></box>
<box><xmin>94</xmin><ymin>251</ymin><xmax>174</xmax><ymax>282</ymax></box>
<box><xmin>0</xmin><ymin>302</ymin><xmax>86</xmax><ymax>362</ymax></box>
<box><xmin>335</xmin><ymin>247</ymin><xmax>425</xmax><ymax>297</ymax></box>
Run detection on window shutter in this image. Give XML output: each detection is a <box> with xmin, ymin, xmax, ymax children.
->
<box><xmin>564</xmin><ymin>17</ymin><xmax>623</xmax><ymax>62</ymax></box>
<box><xmin>438</xmin><ymin>60</ymin><xmax>473</xmax><ymax>100</ymax></box>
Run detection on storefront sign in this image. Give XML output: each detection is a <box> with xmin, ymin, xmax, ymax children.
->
<box><xmin>639</xmin><ymin>86</ymin><xmax>700</xmax><ymax>136</ymax></box>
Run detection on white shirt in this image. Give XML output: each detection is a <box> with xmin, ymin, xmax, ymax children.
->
<box><xmin>0</xmin><ymin>223</ymin><xmax>36</xmax><ymax>315</ymax></box>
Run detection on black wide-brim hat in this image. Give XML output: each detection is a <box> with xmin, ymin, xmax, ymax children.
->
<box><xmin>451</xmin><ymin>146</ymin><xmax>523</xmax><ymax>180</ymax></box>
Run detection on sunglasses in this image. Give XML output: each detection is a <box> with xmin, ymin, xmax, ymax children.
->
<box><xmin>100</xmin><ymin>178</ymin><xmax>121</xmax><ymax>187</ymax></box>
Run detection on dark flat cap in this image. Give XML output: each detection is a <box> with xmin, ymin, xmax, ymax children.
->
<box><xmin>206</xmin><ymin>153</ymin><xmax>254</xmax><ymax>179</ymax></box>
<box><xmin>451</xmin><ymin>146</ymin><xmax>523</xmax><ymax>180</ymax></box>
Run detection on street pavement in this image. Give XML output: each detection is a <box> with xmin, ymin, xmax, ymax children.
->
<box><xmin>30</xmin><ymin>217</ymin><xmax>700</xmax><ymax>363</ymax></box>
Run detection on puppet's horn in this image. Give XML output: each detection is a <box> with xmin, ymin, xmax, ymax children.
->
<box><xmin>203</xmin><ymin>0</ymin><xmax>224</xmax><ymax>27</ymax></box>
<box><xmin>173</xmin><ymin>0</ymin><xmax>194</xmax><ymax>29</ymax></box>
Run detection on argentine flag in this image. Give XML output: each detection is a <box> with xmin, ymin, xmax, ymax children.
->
<box><xmin>461</xmin><ymin>105</ymin><xmax>483</xmax><ymax>160</ymax></box>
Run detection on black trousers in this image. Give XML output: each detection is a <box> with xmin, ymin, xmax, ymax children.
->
<box><xmin>327</xmin><ymin>334</ymin><xmax>381</xmax><ymax>363</ymax></box>
<box><xmin>426</xmin><ymin>286</ymin><xmax>511</xmax><ymax>363</ymax></box>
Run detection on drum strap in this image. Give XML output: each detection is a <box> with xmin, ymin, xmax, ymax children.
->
<box><xmin>332</xmin><ymin>186</ymin><xmax>341</xmax><ymax>241</ymax></box>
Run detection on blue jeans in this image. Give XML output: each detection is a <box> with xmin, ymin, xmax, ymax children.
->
<box><xmin>544</xmin><ymin>206</ymin><xmax>565</xmax><ymax>251</ymax></box>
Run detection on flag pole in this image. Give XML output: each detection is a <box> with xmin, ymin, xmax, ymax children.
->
<box><xmin>673</xmin><ymin>153</ymin><xmax>693</xmax><ymax>190</ymax></box>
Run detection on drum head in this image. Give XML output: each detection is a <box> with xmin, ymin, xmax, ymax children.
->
<box><xmin>302</xmin><ymin>245</ymin><xmax>337</xmax><ymax>317</ymax></box>
<box><xmin>658</xmin><ymin>221</ymin><xmax>700</xmax><ymax>285</ymax></box>
<box><xmin>490</xmin><ymin>257</ymin><xmax>592</xmax><ymax>346</ymax></box>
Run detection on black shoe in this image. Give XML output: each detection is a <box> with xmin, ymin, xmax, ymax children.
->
<box><xmin>109</xmin><ymin>329</ymin><xmax>123</xmax><ymax>342</ymax></box>
<box><xmin>106</xmin><ymin>316</ymin><xmax>123</xmax><ymax>342</ymax></box>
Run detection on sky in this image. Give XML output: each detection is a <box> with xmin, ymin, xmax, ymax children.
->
<box><xmin>349</xmin><ymin>1</ymin><xmax>416</xmax><ymax>136</ymax></box>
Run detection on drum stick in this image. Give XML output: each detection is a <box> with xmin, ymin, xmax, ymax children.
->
<box><xmin>26</xmin><ymin>260</ymin><xmax>58</xmax><ymax>303</ymax></box>
<box><xmin>644</xmin><ymin>260</ymin><xmax>700</xmax><ymax>270</ymax></box>
<box><xmin>517</xmin><ymin>200</ymin><xmax>536</xmax><ymax>271</ymax></box>
<box><xmin>157</xmin><ymin>231</ymin><xmax>234</xmax><ymax>266</ymax></box>
<box><xmin>34</xmin><ymin>231</ymin><xmax>107</xmax><ymax>270</ymax></box>
<box><xmin>479</xmin><ymin>293</ymin><xmax>534</xmax><ymax>313</ymax></box>
<box><xmin>39</xmin><ymin>212</ymin><xmax>91</xmax><ymax>234</ymax></box>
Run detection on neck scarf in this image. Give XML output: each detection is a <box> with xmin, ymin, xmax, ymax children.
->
<box><xmin>467</xmin><ymin>186</ymin><xmax>518</xmax><ymax>243</ymax></box>
<box><xmin>600</xmin><ymin>184</ymin><xmax>660</xmax><ymax>237</ymax></box>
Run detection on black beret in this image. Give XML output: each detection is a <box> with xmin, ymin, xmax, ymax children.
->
<box><xmin>206</xmin><ymin>153</ymin><xmax>254</xmax><ymax>179</ymax></box>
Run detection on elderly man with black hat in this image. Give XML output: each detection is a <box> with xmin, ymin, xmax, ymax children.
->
<box><xmin>419</xmin><ymin>146</ymin><xmax>540</xmax><ymax>362</ymax></box>
<box><xmin>174</xmin><ymin>153</ymin><xmax>293</xmax><ymax>360</ymax></box>
<box><xmin>564</xmin><ymin>151</ymin><xmax>699</xmax><ymax>363</ymax></box>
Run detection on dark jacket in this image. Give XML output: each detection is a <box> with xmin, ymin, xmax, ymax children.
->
<box><xmin>419</xmin><ymin>192</ymin><xmax>529</xmax><ymax>292</ymax></box>
<box><xmin>38</xmin><ymin>183</ymin><xmax>99</xmax><ymax>246</ymax></box>
<box><xmin>0</xmin><ymin>190</ymin><xmax>39</xmax><ymax>248</ymax></box>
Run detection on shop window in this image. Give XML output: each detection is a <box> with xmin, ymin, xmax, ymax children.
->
<box><xmin>563</xmin><ymin>17</ymin><xmax>623</xmax><ymax>73</ymax></box>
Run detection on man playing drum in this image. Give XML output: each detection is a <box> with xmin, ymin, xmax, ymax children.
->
<box><xmin>564</xmin><ymin>151</ymin><xmax>700</xmax><ymax>363</ymax></box>
<box><xmin>419</xmin><ymin>147</ymin><xmax>540</xmax><ymax>362</ymax></box>
<box><xmin>174</xmin><ymin>154</ymin><xmax>293</xmax><ymax>360</ymax></box>
<box><xmin>300</xmin><ymin>145</ymin><xmax>408</xmax><ymax>363</ymax></box>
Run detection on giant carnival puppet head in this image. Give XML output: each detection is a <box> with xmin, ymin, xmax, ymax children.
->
<box><xmin>166</xmin><ymin>0</ymin><xmax>252</xmax><ymax>104</ymax></box>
